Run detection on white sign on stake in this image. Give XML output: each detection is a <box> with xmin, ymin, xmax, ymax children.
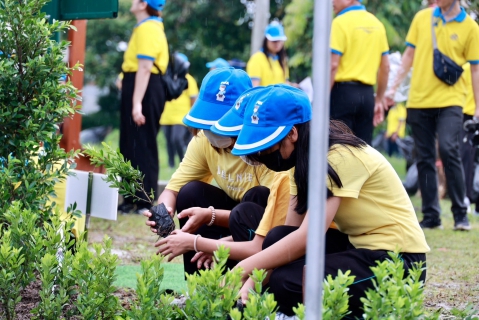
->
<box><xmin>64</xmin><ymin>170</ymin><xmax>118</xmax><ymax>221</ymax></box>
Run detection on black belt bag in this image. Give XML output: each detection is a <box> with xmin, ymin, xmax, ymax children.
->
<box><xmin>431</xmin><ymin>11</ymin><xmax>463</xmax><ymax>86</ymax></box>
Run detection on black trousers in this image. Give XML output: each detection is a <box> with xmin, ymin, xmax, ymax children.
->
<box><xmin>176</xmin><ymin>181</ymin><xmax>270</xmax><ymax>275</ymax></box>
<box><xmin>162</xmin><ymin>125</ymin><xmax>191</xmax><ymax>168</ymax></box>
<box><xmin>264</xmin><ymin>226</ymin><xmax>426</xmax><ymax>318</ymax></box>
<box><xmin>330</xmin><ymin>82</ymin><xmax>375</xmax><ymax>145</ymax></box>
<box><xmin>462</xmin><ymin>114</ymin><xmax>477</xmax><ymax>204</ymax></box>
<box><xmin>120</xmin><ymin>72</ymin><xmax>165</xmax><ymax>209</ymax></box>
<box><xmin>407</xmin><ymin>107</ymin><xmax>467</xmax><ymax>223</ymax></box>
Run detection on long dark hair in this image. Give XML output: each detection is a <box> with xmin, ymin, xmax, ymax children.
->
<box><xmin>262</xmin><ymin>38</ymin><xmax>287</xmax><ymax>77</ymax></box>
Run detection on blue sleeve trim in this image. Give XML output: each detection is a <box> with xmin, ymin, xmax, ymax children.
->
<box><xmin>382</xmin><ymin>51</ymin><xmax>390</xmax><ymax>56</ymax></box>
<box><xmin>468</xmin><ymin>60</ymin><xmax>479</xmax><ymax>65</ymax></box>
<box><xmin>331</xmin><ymin>49</ymin><xmax>343</xmax><ymax>56</ymax></box>
<box><xmin>137</xmin><ymin>54</ymin><xmax>155</xmax><ymax>61</ymax></box>
<box><xmin>405</xmin><ymin>42</ymin><xmax>416</xmax><ymax>48</ymax></box>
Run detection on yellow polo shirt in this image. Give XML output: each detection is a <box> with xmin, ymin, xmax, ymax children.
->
<box><xmin>406</xmin><ymin>8</ymin><xmax>479</xmax><ymax>109</ymax></box>
<box><xmin>386</xmin><ymin>103</ymin><xmax>407</xmax><ymax>138</ymax></box>
<box><xmin>289</xmin><ymin>145</ymin><xmax>430</xmax><ymax>253</ymax></box>
<box><xmin>330</xmin><ymin>5</ymin><xmax>389</xmax><ymax>86</ymax></box>
<box><xmin>121</xmin><ymin>17</ymin><xmax>168</xmax><ymax>75</ymax></box>
<box><xmin>246</xmin><ymin>51</ymin><xmax>289</xmax><ymax>86</ymax></box>
<box><xmin>160</xmin><ymin>74</ymin><xmax>199</xmax><ymax>125</ymax></box>
<box><xmin>462</xmin><ymin>63</ymin><xmax>475</xmax><ymax>116</ymax></box>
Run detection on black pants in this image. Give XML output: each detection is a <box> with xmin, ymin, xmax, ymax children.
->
<box><xmin>462</xmin><ymin>114</ymin><xmax>477</xmax><ymax>204</ymax></box>
<box><xmin>176</xmin><ymin>181</ymin><xmax>270</xmax><ymax>275</ymax></box>
<box><xmin>265</xmin><ymin>226</ymin><xmax>426</xmax><ymax>318</ymax></box>
<box><xmin>330</xmin><ymin>82</ymin><xmax>375</xmax><ymax>145</ymax></box>
<box><xmin>162</xmin><ymin>125</ymin><xmax>191</xmax><ymax>168</ymax></box>
<box><xmin>120</xmin><ymin>72</ymin><xmax>165</xmax><ymax>209</ymax></box>
<box><xmin>407</xmin><ymin>107</ymin><xmax>467</xmax><ymax>223</ymax></box>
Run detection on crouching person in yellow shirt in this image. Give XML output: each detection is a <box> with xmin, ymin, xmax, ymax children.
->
<box><xmin>143</xmin><ymin>68</ymin><xmax>290</xmax><ymax>275</ymax></box>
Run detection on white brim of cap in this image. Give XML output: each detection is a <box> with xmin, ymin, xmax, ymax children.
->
<box><xmin>265</xmin><ymin>34</ymin><xmax>287</xmax><ymax>41</ymax></box>
<box><xmin>231</xmin><ymin>124</ymin><xmax>292</xmax><ymax>156</ymax></box>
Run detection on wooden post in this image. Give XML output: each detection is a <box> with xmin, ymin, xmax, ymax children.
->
<box><xmin>60</xmin><ymin>20</ymin><xmax>104</xmax><ymax>173</ymax></box>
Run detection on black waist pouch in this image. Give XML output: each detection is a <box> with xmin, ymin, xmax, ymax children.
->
<box><xmin>433</xmin><ymin>48</ymin><xmax>464</xmax><ymax>86</ymax></box>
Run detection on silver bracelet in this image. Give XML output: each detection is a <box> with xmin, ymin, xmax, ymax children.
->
<box><xmin>207</xmin><ymin>206</ymin><xmax>216</xmax><ymax>227</ymax></box>
<box><xmin>194</xmin><ymin>234</ymin><xmax>201</xmax><ymax>253</ymax></box>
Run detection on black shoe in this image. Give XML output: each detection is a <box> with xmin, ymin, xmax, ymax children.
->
<box><xmin>118</xmin><ymin>202</ymin><xmax>135</xmax><ymax>214</ymax></box>
<box><xmin>419</xmin><ymin>218</ymin><xmax>443</xmax><ymax>230</ymax></box>
<box><xmin>454</xmin><ymin>217</ymin><xmax>471</xmax><ymax>231</ymax></box>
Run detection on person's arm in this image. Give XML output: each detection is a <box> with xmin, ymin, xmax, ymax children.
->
<box><xmin>190</xmin><ymin>96</ymin><xmax>197</xmax><ymax>107</ymax></box>
<box><xmin>236</xmin><ymin>196</ymin><xmax>341</xmax><ymax>282</ymax></box>
<box><xmin>178</xmin><ymin>207</ymin><xmax>231</xmax><ymax>232</ymax></box>
<box><xmin>330</xmin><ymin>53</ymin><xmax>341</xmax><ymax>90</ymax></box>
<box><xmin>471</xmin><ymin>64</ymin><xmax>479</xmax><ymax>119</ymax></box>
<box><xmin>376</xmin><ymin>54</ymin><xmax>390</xmax><ymax>104</ymax></box>
<box><xmin>132</xmin><ymin>59</ymin><xmax>153</xmax><ymax>126</ymax></box>
<box><xmin>386</xmin><ymin>47</ymin><xmax>415</xmax><ymax>102</ymax></box>
<box><xmin>155</xmin><ymin>231</ymin><xmax>265</xmax><ymax>262</ymax></box>
<box><xmin>284</xmin><ymin>195</ymin><xmax>304</xmax><ymax>226</ymax></box>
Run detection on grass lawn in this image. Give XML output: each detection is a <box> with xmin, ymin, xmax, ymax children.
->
<box><xmin>88</xmin><ymin>132</ymin><xmax>479</xmax><ymax>315</ymax></box>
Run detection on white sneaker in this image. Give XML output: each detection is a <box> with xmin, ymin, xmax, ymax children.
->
<box><xmin>465</xmin><ymin>197</ymin><xmax>471</xmax><ymax>214</ymax></box>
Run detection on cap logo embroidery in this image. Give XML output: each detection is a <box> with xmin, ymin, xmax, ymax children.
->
<box><xmin>251</xmin><ymin>100</ymin><xmax>263</xmax><ymax>124</ymax></box>
<box><xmin>235</xmin><ymin>94</ymin><xmax>248</xmax><ymax>110</ymax></box>
<box><xmin>216</xmin><ymin>81</ymin><xmax>229</xmax><ymax>102</ymax></box>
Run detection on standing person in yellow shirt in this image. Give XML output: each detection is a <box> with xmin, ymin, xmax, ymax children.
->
<box><xmin>119</xmin><ymin>0</ymin><xmax>168</xmax><ymax>214</ymax></box>
<box><xmin>160</xmin><ymin>53</ymin><xmax>199</xmax><ymax>169</ymax></box>
<box><xmin>388</xmin><ymin>0</ymin><xmax>479</xmax><ymax>230</ymax></box>
<box><xmin>461</xmin><ymin>63</ymin><xmax>478</xmax><ymax>215</ymax></box>
<box><xmin>246</xmin><ymin>21</ymin><xmax>290</xmax><ymax>87</ymax></box>
<box><xmin>330</xmin><ymin>0</ymin><xmax>390</xmax><ymax>145</ymax></box>
<box><xmin>385</xmin><ymin>103</ymin><xmax>407</xmax><ymax>157</ymax></box>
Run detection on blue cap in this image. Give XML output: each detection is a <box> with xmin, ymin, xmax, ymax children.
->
<box><xmin>145</xmin><ymin>0</ymin><xmax>165</xmax><ymax>11</ymax></box>
<box><xmin>232</xmin><ymin>85</ymin><xmax>311</xmax><ymax>156</ymax></box>
<box><xmin>206</xmin><ymin>58</ymin><xmax>230</xmax><ymax>69</ymax></box>
<box><xmin>210</xmin><ymin>86</ymin><xmax>266</xmax><ymax>137</ymax></box>
<box><xmin>183</xmin><ymin>67</ymin><xmax>253</xmax><ymax>130</ymax></box>
<box><xmin>265</xmin><ymin>21</ymin><xmax>287</xmax><ymax>41</ymax></box>
<box><xmin>176</xmin><ymin>52</ymin><xmax>188</xmax><ymax>62</ymax></box>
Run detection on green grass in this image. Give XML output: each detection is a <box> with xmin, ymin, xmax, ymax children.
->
<box><xmin>115</xmin><ymin>264</ymin><xmax>186</xmax><ymax>293</ymax></box>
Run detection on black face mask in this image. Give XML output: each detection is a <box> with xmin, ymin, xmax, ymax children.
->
<box><xmin>257</xmin><ymin>148</ymin><xmax>296</xmax><ymax>172</ymax></box>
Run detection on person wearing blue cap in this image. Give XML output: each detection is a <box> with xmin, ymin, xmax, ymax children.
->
<box><xmin>143</xmin><ymin>68</ymin><xmax>286</xmax><ymax>275</ymax></box>
<box><xmin>118</xmin><ymin>0</ymin><xmax>168</xmax><ymax>213</ymax></box>
<box><xmin>330</xmin><ymin>0</ymin><xmax>390</xmax><ymax>145</ymax></box>
<box><xmin>160</xmin><ymin>53</ymin><xmax>199</xmax><ymax>169</ymax></box>
<box><xmin>205</xmin><ymin>58</ymin><xmax>230</xmax><ymax>70</ymax></box>
<box><xmin>228</xmin><ymin>86</ymin><xmax>429</xmax><ymax>317</ymax></box>
<box><xmin>246</xmin><ymin>21</ymin><xmax>291</xmax><ymax>87</ymax></box>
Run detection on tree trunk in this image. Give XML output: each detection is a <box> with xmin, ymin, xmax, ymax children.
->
<box><xmin>250</xmin><ymin>0</ymin><xmax>270</xmax><ymax>56</ymax></box>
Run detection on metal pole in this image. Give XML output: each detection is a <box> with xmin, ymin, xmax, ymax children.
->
<box><xmin>305</xmin><ymin>0</ymin><xmax>332</xmax><ymax>319</ymax></box>
<box><xmin>250</xmin><ymin>0</ymin><xmax>270</xmax><ymax>55</ymax></box>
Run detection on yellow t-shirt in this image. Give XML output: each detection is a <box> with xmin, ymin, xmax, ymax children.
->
<box><xmin>462</xmin><ymin>63</ymin><xmax>475</xmax><ymax>116</ymax></box>
<box><xmin>406</xmin><ymin>8</ymin><xmax>479</xmax><ymax>109</ymax></box>
<box><xmin>121</xmin><ymin>18</ymin><xmax>168</xmax><ymax>75</ymax></box>
<box><xmin>246</xmin><ymin>51</ymin><xmax>289</xmax><ymax>86</ymax></box>
<box><xmin>255</xmin><ymin>172</ymin><xmax>290</xmax><ymax>237</ymax></box>
<box><xmin>330</xmin><ymin>6</ymin><xmax>389</xmax><ymax>86</ymax></box>
<box><xmin>386</xmin><ymin>103</ymin><xmax>407</xmax><ymax>138</ymax></box>
<box><xmin>166</xmin><ymin>132</ymin><xmax>276</xmax><ymax>201</ymax></box>
<box><xmin>289</xmin><ymin>145</ymin><xmax>430</xmax><ymax>253</ymax></box>
<box><xmin>160</xmin><ymin>74</ymin><xmax>199</xmax><ymax>125</ymax></box>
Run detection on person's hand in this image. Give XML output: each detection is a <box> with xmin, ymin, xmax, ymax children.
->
<box><xmin>373</xmin><ymin>98</ymin><xmax>385</xmax><ymax>127</ymax></box>
<box><xmin>143</xmin><ymin>205</ymin><xmax>173</xmax><ymax>234</ymax></box>
<box><xmin>390</xmin><ymin>132</ymin><xmax>398</xmax><ymax>142</ymax></box>
<box><xmin>191</xmin><ymin>251</ymin><xmax>214</xmax><ymax>269</ymax></box>
<box><xmin>132</xmin><ymin>102</ymin><xmax>145</xmax><ymax>126</ymax></box>
<box><xmin>239</xmin><ymin>277</ymin><xmax>256</xmax><ymax>304</ymax></box>
<box><xmin>178</xmin><ymin>207</ymin><xmax>211</xmax><ymax>234</ymax></box>
<box><xmin>155</xmin><ymin>230</ymin><xmax>195</xmax><ymax>261</ymax></box>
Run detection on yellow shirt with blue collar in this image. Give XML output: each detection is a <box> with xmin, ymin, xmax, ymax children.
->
<box><xmin>246</xmin><ymin>51</ymin><xmax>289</xmax><ymax>86</ymax></box>
<box><xmin>406</xmin><ymin>7</ymin><xmax>479</xmax><ymax>109</ymax></box>
<box><xmin>121</xmin><ymin>17</ymin><xmax>168</xmax><ymax>75</ymax></box>
<box><xmin>330</xmin><ymin>5</ymin><xmax>389</xmax><ymax>86</ymax></box>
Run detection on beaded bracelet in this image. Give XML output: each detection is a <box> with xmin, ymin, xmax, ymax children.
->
<box><xmin>207</xmin><ymin>206</ymin><xmax>216</xmax><ymax>227</ymax></box>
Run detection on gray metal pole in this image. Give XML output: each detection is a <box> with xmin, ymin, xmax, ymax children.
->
<box><xmin>250</xmin><ymin>0</ymin><xmax>270</xmax><ymax>55</ymax></box>
<box><xmin>305</xmin><ymin>0</ymin><xmax>332</xmax><ymax>319</ymax></box>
